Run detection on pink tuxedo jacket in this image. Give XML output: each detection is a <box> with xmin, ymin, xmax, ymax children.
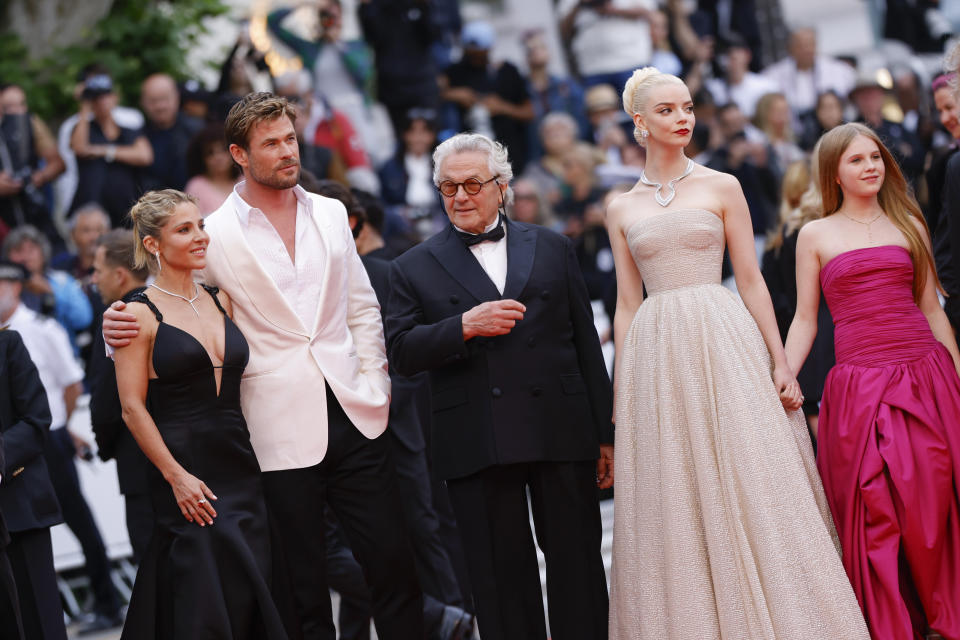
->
<box><xmin>202</xmin><ymin>187</ymin><xmax>390</xmax><ymax>471</ymax></box>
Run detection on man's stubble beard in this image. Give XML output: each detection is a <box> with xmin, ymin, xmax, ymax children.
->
<box><xmin>249</xmin><ymin>159</ymin><xmax>301</xmax><ymax>191</ymax></box>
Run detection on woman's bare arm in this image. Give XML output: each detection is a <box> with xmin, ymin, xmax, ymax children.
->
<box><xmin>114</xmin><ymin>303</ymin><xmax>218</xmax><ymax>525</ymax></box>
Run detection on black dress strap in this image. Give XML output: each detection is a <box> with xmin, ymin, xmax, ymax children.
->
<box><xmin>124</xmin><ymin>287</ymin><xmax>163</xmax><ymax>322</ymax></box>
<box><xmin>201</xmin><ymin>284</ymin><xmax>228</xmax><ymax>317</ymax></box>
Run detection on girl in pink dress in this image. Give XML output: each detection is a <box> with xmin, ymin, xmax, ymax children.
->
<box><xmin>786</xmin><ymin>122</ymin><xmax>960</xmax><ymax>639</ymax></box>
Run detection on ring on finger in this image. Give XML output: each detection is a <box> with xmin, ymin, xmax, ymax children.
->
<box><xmin>197</xmin><ymin>498</ymin><xmax>207</xmax><ymax>505</ymax></box>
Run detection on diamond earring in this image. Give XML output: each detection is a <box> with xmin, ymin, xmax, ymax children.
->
<box><xmin>154</xmin><ymin>251</ymin><xmax>162</xmax><ymax>273</ymax></box>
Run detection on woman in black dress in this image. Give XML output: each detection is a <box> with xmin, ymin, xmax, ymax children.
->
<box><xmin>113</xmin><ymin>190</ymin><xmax>288</xmax><ymax>639</ymax></box>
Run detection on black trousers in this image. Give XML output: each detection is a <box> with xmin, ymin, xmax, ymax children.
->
<box><xmin>261</xmin><ymin>386</ymin><xmax>423</xmax><ymax>640</ymax></box>
<box><xmin>336</xmin><ymin>432</ymin><xmax>466</xmax><ymax>637</ymax></box>
<box><xmin>446</xmin><ymin>460</ymin><xmax>609</xmax><ymax>640</ymax></box>
<box><xmin>42</xmin><ymin>427</ymin><xmax>122</xmax><ymax>617</ymax></box>
<box><xmin>6</xmin><ymin>528</ymin><xmax>67</xmax><ymax>640</ymax></box>
<box><xmin>0</xmin><ymin>546</ymin><xmax>23</xmax><ymax>640</ymax></box>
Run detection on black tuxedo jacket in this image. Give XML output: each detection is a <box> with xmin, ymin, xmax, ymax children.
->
<box><xmin>386</xmin><ymin>219</ymin><xmax>613</xmax><ymax>480</ymax></box>
<box><xmin>0</xmin><ymin>330</ymin><xmax>62</xmax><ymax>533</ymax></box>
<box><xmin>89</xmin><ymin>299</ymin><xmax>151</xmax><ymax>497</ymax></box>
<box><xmin>361</xmin><ymin>255</ymin><xmax>428</xmax><ymax>453</ymax></box>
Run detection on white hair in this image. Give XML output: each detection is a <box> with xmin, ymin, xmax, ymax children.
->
<box><xmin>69</xmin><ymin>202</ymin><xmax>111</xmax><ymax>231</ymax></box>
<box><xmin>539</xmin><ymin>111</ymin><xmax>578</xmax><ymax>138</ymax></box>
<box><xmin>432</xmin><ymin>133</ymin><xmax>514</xmax><ymax>205</ymax></box>
<box><xmin>274</xmin><ymin>69</ymin><xmax>313</xmax><ymax>96</ymax></box>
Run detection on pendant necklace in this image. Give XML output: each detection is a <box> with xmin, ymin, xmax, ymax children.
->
<box><xmin>150</xmin><ymin>282</ymin><xmax>202</xmax><ymax>318</ymax></box>
<box><xmin>640</xmin><ymin>158</ymin><xmax>696</xmax><ymax>207</ymax></box>
<box><xmin>840</xmin><ymin>210</ymin><xmax>884</xmax><ymax>243</ymax></box>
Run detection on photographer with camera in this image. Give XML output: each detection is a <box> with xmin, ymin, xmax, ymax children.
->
<box><xmin>0</xmin><ymin>84</ymin><xmax>65</xmax><ymax>249</ymax></box>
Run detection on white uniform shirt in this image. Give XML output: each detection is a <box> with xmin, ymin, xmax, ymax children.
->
<box><xmin>6</xmin><ymin>304</ymin><xmax>84</xmax><ymax>430</ymax></box>
<box><xmin>231</xmin><ymin>184</ymin><xmax>326</xmax><ymax>330</ymax></box>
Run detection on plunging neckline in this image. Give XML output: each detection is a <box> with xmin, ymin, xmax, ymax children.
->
<box><xmin>152</xmin><ymin>313</ymin><xmax>229</xmax><ymax>399</ymax></box>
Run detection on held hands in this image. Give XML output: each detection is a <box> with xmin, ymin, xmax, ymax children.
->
<box><xmin>168</xmin><ymin>468</ymin><xmax>218</xmax><ymax>526</ymax></box>
<box><xmin>462</xmin><ymin>300</ymin><xmax>526</xmax><ymax>340</ymax></box>
<box><xmin>103</xmin><ymin>300</ymin><xmax>140</xmax><ymax>348</ymax></box>
<box><xmin>773</xmin><ymin>365</ymin><xmax>804</xmax><ymax>412</ymax></box>
<box><xmin>597</xmin><ymin>444</ymin><xmax>614</xmax><ymax>489</ymax></box>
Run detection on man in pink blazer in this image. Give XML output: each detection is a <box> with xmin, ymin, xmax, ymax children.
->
<box><xmin>105</xmin><ymin>93</ymin><xmax>423</xmax><ymax>640</ymax></box>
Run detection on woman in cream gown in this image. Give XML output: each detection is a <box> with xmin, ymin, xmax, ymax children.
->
<box><xmin>605</xmin><ymin>67</ymin><xmax>868</xmax><ymax>639</ymax></box>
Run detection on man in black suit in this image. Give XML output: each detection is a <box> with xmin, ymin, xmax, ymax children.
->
<box><xmin>0</xmin><ymin>429</ymin><xmax>25</xmax><ymax>640</ymax></box>
<box><xmin>88</xmin><ymin>229</ymin><xmax>152</xmax><ymax>561</ymax></box>
<box><xmin>386</xmin><ymin>133</ymin><xmax>613</xmax><ymax>640</ymax></box>
<box><xmin>0</xmin><ymin>261</ymin><xmax>67</xmax><ymax>640</ymax></box>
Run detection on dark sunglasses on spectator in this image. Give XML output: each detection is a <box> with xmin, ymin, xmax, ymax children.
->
<box><xmin>438</xmin><ymin>176</ymin><xmax>499</xmax><ymax>197</ymax></box>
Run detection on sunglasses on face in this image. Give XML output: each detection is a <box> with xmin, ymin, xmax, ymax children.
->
<box><xmin>437</xmin><ymin>176</ymin><xmax>499</xmax><ymax>197</ymax></box>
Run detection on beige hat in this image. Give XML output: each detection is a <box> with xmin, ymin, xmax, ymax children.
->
<box><xmin>585</xmin><ymin>84</ymin><xmax>620</xmax><ymax>112</ymax></box>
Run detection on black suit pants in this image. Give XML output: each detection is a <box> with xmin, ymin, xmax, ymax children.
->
<box><xmin>329</xmin><ymin>433</ymin><xmax>464</xmax><ymax>638</ymax></box>
<box><xmin>6</xmin><ymin>528</ymin><xmax>66</xmax><ymax>640</ymax></box>
<box><xmin>0</xmin><ymin>546</ymin><xmax>23</xmax><ymax>640</ymax></box>
<box><xmin>261</xmin><ymin>385</ymin><xmax>423</xmax><ymax>640</ymax></box>
<box><xmin>445</xmin><ymin>460</ymin><xmax>609</xmax><ymax>640</ymax></box>
<box><xmin>42</xmin><ymin>428</ymin><xmax>122</xmax><ymax>617</ymax></box>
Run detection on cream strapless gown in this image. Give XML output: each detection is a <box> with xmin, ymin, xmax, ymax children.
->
<box><xmin>609</xmin><ymin>209</ymin><xmax>868</xmax><ymax>640</ymax></box>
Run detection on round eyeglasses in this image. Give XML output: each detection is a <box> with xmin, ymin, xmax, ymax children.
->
<box><xmin>437</xmin><ymin>175</ymin><xmax>499</xmax><ymax>197</ymax></box>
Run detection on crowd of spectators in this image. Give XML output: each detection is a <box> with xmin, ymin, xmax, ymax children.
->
<box><xmin>1</xmin><ymin>0</ymin><xmax>960</xmax><ymax>626</ymax></box>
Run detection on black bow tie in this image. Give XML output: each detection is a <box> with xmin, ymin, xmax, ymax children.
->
<box><xmin>456</xmin><ymin>218</ymin><xmax>505</xmax><ymax>247</ymax></box>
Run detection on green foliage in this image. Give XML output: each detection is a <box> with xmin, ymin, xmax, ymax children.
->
<box><xmin>0</xmin><ymin>0</ymin><xmax>228</xmax><ymax>122</ymax></box>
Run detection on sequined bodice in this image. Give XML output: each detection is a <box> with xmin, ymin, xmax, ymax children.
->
<box><xmin>625</xmin><ymin>209</ymin><xmax>725</xmax><ymax>295</ymax></box>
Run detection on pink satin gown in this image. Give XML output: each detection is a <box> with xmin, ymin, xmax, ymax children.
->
<box><xmin>819</xmin><ymin>245</ymin><xmax>960</xmax><ymax>640</ymax></box>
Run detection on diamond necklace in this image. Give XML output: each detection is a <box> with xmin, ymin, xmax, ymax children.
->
<box><xmin>639</xmin><ymin>158</ymin><xmax>696</xmax><ymax>207</ymax></box>
<box><xmin>150</xmin><ymin>282</ymin><xmax>202</xmax><ymax>318</ymax></box>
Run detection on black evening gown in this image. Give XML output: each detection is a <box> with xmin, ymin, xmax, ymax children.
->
<box><xmin>120</xmin><ymin>286</ymin><xmax>289</xmax><ymax>640</ymax></box>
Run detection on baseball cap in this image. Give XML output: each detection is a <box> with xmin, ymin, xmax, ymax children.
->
<box><xmin>0</xmin><ymin>260</ymin><xmax>27</xmax><ymax>282</ymax></box>
<box><xmin>82</xmin><ymin>74</ymin><xmax>114</xmax><ymax>99</ymax></box>
<box><xmin>462</xmin><ymin>22</ymin><xmax>495</xmax><ymax>50</ymax></box>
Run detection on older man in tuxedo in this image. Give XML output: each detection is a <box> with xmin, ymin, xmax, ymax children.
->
<box><xmin>386</xmin><ymin>133</ymin><xmax>613</xmax><ymax>640</ymax></box>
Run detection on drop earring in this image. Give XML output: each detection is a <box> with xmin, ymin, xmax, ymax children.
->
<box><xmin>641</xmin><ymin>129</ymin><xmax>649</xmax><ymax>143</ymax></box>
<box><xmin>154</xmin><ymin>251</ymin><xmax>162</xmax><ymax>274</ymax></box>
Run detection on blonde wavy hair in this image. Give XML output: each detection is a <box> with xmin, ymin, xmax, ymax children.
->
<box><xmin>128</xmin><ymin>189</ymin><xmax>199</xmax><ymax>272</ymax></box>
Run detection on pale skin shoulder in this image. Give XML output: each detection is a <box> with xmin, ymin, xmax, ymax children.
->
<box><xmin>114</xmin><ymin>300</ymin><xmax>219</xmax><ymax>527</ymax></box>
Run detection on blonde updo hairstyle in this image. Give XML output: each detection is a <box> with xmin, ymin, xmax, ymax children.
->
<box><xmin>622</xmin><ymin>66</ymin><xmax>686</xmax><ymax>145</ymax></box>
<box><xmin>128</xmin><ymin>189</ymin><xmax>199</xmax><ymax>272</ymax></box>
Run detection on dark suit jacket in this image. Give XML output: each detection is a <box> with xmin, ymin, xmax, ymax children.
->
<box><xmin>936</xmin><ymin>152</ymin><xmax>960</xmax><ymax>329</ymax></box>
<box><xmin>361</xmin><ymin>255</ymin><xmax>427</xmax><ymax>453</ymax></box>
<box><xmin>386</xmin><ymin>219</ymin><xmax>613</xmax><ymax>480</ymax></box>
<box><xmin>0</xmin><ymin>330</ymin><xmax>62</xmax><ymax>533</ymax></box>
<box><xmin>89</xmin><ymin>293</ymin><xmax>151</xmax><ymax>497</ymax></box>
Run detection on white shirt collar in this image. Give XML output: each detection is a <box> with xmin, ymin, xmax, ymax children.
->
<box><xmin>5</xmin><ymin>303</ymin><xmax>34</xmax><ymax>328</ymax></box>
<box><xmin>231</xmin><ymin>181</ymin><xmax>312</xmax><ymax>227</ymax></box>
<box><xmin>453</xmin><ymin>214</ymin><xmax>503</xmax><ymax>236</ymax></box>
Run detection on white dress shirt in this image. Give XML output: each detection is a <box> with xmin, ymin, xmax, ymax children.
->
<box><xmin>6</xmin><ymin>304</ymin><xmax>84</xmax><ymax>429</ymax></box>
<box><xmin>231</xmin><ymin>184</ymin><xmax>326</xmax><ymax>330</ymax></box>
<box><xmin>457</xmin><ymin>217</ymin><xmax>508</xmax><ymax>295</ymax></box>
<box><xmin>762</xmin><ymin>56</ymin><xmax>856</xmax><ymax>115</ymax></box>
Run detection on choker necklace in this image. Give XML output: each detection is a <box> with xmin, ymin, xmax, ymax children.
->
<box><xmin>640</xmin><ymin>158</ymin><xmax>695</xmax><ymax>207</ymax></box>
<box><xmin>150</xmin><ymin>282</ymin><xmax>202</xmax><ymax>318</ymax></box>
